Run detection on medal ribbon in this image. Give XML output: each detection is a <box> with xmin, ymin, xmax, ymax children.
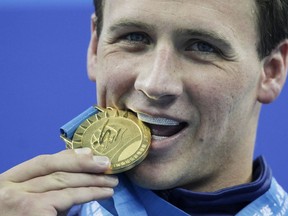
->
<box><xmin>60</xmin><ymin>106</ymin><xmax>99</xmax><ymax>139</ymax></box>
<box><xmin>72</xmin><ymin>177</ymin><xmax>287</xmax><ymax>216</ymax></box>
<box><xmin>77</xmin><ymin>175</ymin><xmax>189</xmax><ymax>216</ymax></box>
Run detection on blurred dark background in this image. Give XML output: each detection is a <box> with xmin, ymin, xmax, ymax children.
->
<box><xmin>0</xmin><ymin>1</ymin><xmax>287</xmax><ymax>191</ymax></box>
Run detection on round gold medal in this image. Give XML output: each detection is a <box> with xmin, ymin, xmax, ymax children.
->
<box><xmin>70</xmin><ymin>107</ymin><xmax>151</xmax><ymax>174</ymax></box>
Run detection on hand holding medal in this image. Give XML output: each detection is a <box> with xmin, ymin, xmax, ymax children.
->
<box><xmin>60</xmin><ymin>106</ymin><xmax>151</xmax><ymax>174</ymax></box>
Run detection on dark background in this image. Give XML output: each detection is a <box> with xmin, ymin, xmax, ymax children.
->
<box><xmin>0</xmin><ymin>1</ymin><xmax>287</xmax><ymax>191</ymax></box>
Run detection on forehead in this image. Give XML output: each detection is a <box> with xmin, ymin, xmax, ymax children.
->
<box><xmin>101</xmin><ymin>0</ymin><xmax>257</xmax><ymax>43</ymax></box>
<box><xmin>103</xmin><ymin>0</ymin><xmax>257</xmax><ymax>26</ymax></box>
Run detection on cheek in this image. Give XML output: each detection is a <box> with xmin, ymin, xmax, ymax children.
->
<box><xmin>184</xmin><ymin>64</ymin><xmax>258</xmax><ymax>133</ymax></box>
<box><xmin>185</xmin><ymin>75</ymin><xmax>236</xmax><ymax>117</ymax></box>
<box><xmin>95</xmin><ymin>55</ymin><xmax>139</xmax><ymax>106</ymax></box>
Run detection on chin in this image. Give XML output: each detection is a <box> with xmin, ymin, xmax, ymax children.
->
<box><xmin>125</xmin><ymin>163</ymin><xmax>179</xmax><ymax>190</ymax></box>
<box><xmin>125</xmin><ymin>171</ymin><xmax>169</xmax><ymax>190</ymax></box>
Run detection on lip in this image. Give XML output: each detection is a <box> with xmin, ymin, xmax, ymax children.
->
<box><xmin>148</xmin><ymin>125</ymin><xmax>188</xmax><ymax>153</ymax></box>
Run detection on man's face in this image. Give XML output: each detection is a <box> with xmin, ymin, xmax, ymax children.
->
<box><xmin>92</xmin><ymin>0</ymin><xmax>263</xmax><ymax>191</ymax></box>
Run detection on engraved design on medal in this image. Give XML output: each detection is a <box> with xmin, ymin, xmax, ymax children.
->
<box><xmin>71</xmin><ymin>107</ymin><xmax>151</xmax><ymax>174</ymax></box>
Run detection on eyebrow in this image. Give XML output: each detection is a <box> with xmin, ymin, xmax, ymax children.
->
<box><xmin>109</xmin><ymin>20</ymin><xmax>155</xmax><ymax>33</ymax></box>
<box><xmin>108</xmin><ymin>20</ymin><xmax>234</xmax><ymax>52</ymax></box>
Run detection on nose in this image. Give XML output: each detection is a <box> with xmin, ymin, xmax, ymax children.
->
<box><xmin>134</xmin><ymin>48</ymin><xmax>183</xmax><ymax>102</ymax></box>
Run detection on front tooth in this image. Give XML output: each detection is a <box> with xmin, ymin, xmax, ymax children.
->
<box><xmin>137</xmin><ymin>113</ymin><xmax>179</xmax><ymax>126</ymax></box>
<box><xmin>152</xmin><ymin>135</ymin><xmax>168</xmax><ymax>141</ymax></box>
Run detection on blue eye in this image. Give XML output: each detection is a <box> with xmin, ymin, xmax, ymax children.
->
<box><xmin>123</xmin><ymin>32</ymin><xmax>150</xmax><ymax>44</ymax></box>
<box><xmin>126</xmin><ymin>33</ymin><xmax>144</xmax><ymax>41</ymax></box>
<box><xmin>186</xmin><ymin>41</ymin><xmax>216</xmax><ymax>53</ymax></box>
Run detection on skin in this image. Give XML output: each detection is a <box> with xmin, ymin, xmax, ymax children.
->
<box><xmin>0</xmin><ymin>0</ymin><xmax>287</xmax><ymax>215</ymax></box>
<box><xmin>88</xmin><ymin>0</ymin><xmax>288</xmax><ymax>192</ymax></box>
<box><xmin>0</xmin><ymin>149</ymin><xmax>118</xmax><ymax>215</ymax></box>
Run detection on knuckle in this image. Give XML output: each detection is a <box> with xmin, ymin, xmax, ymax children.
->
<box><xmin>0</xmin><ymin>184</ymin><xmax>18</xmax><ymax>205</ymax></box>
<box><xmin>34</xmin><ymin>154</ymin><xmax>53</xmax><ymax>169</ymax></box>
<box><xmin>51</xmin><ymin>172</ymin><xmax>69</xmax><ymax>187</ymax></box>
<box><xmin>34</xmin><ymin>154</ymin><xmax>65</xmax><ymax>174</ymax></box>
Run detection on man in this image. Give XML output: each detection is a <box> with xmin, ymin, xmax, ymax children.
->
<box><xmin>0</xmin><ymin>0</ymin><xmax>287</xmax><ymax>215</ymax></box>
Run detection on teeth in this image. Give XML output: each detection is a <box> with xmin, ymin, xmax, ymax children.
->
<box><xmin>137</xmin><ymin>113</ymin><xmax>179</xmax><ymax>126</ymax></box>
<box><xmin>152</xmin><ymin>135</ymin><xmax>168</xmax><ymax>141</ymax></box>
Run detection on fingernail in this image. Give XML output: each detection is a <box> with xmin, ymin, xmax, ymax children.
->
<box><xmin>93</xmin><ymin>156</ymin><xmax>110</xmax><ymax>166</ymax></box>
<box><xmin>74</xmin><ymin>148</ymin><xmax>92</xmax><ymax>155</ymax></box>
<box><xmin>107</xmin><ymin>176</ymin><xmax>119</xmax><ymax>185</ymax></box>
<box><xmin>102</xmin><ymin>187</ymin><xmax>114</xmax><ymax>193</ymax></box>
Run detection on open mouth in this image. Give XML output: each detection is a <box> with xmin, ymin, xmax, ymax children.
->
<box><xmin>137</xmin><ymin>113</ymin><xmax>187</xmax><ymax>139</ymax></box>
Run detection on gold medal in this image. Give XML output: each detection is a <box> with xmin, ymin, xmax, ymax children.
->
<box><xmin>61</xmin><ymin>107</ymin><xmax>151</xmax><ymax>174</ymax></box>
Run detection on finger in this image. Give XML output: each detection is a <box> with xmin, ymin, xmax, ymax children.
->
<box><xmin>21</xmin><ymin>172</ymin><xmax>118</xmax><ymax>193</ymax></box>
<box><xmin>3</xmin><ymin>149</ymin><xmax>110</xmax><ymax>182</ymax></box>
<box><xmin>0</xmin><ymin>186</ymin><xmax>114</xmax><ymax>216</ymax></box>
<box><xmin>43</xmin><ymin>186</ymin><xmax>115</xmax><ymax>212</ymax></box>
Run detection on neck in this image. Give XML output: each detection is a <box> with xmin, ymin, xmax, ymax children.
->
<box><xmin>183</xmin><ymin>150</ymin><xmax>255</xmax><ymax>192</ymax></box>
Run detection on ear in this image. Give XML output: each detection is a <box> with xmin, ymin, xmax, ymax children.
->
<box><xmin>257</xmin><ymin>40</ymin><xmax>288</xmax><ymax>104</ymax></box>
<box><xmin>87</xmin><ymin>13</ymin><xmax>98</xmax><ymax>82</ymax></box>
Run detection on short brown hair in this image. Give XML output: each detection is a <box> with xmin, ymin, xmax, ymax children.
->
<box><xmin>93</xmin><ymin>0</ymin><xmax>288</xmax><ymax>59</ymax></box>
<box><xmin>93</xmin><ymin>0</ymin><xmax>104</xmax><ymax>39</ymax></box>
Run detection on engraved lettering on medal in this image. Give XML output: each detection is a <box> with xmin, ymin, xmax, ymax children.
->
<box><xmin>91</xmin><ymin>119</ymin><xmax>127</xmax><ymax>153</ymax></box>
